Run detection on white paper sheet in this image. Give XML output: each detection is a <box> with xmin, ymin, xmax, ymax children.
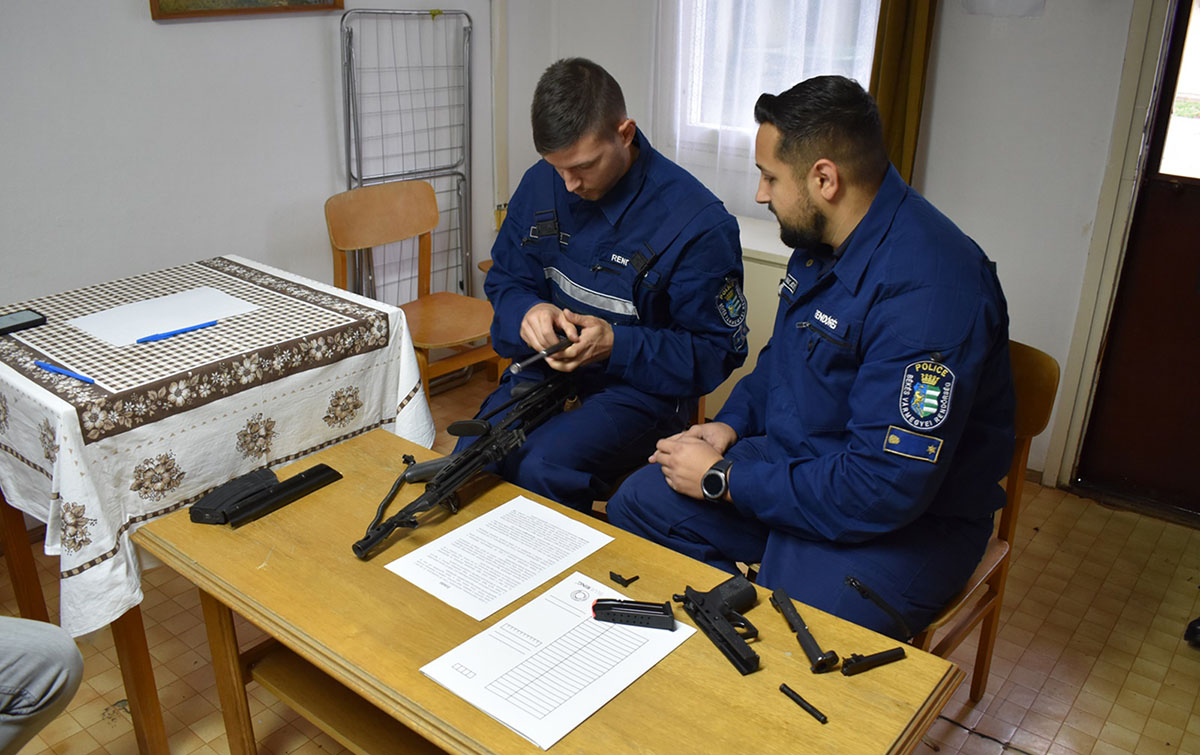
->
<box><xmin>385</xmin><ymin>496</ymin><xmax>613</xmax><ymax>621</ymax></box>
<box><xmin>68</xmin><ymin>286</ymin><xmax>260</xmax><ymax>346</ymax></box>
<box><xmin>422</xmin><ymin>571</ymin><xmax>694</xmax><ymax>749</ymax></box>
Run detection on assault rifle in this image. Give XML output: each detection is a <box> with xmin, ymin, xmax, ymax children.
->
<box><xmin>352</xmin><ymin>372</ymin><xmax>576</xmax><ymax>560</ymax></box>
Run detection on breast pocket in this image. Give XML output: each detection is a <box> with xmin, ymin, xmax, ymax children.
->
<box><xmin>794</xmin><ymin>318</ymin><xmax>862</xmax><ymax>432</ymax></box>
<box><xmin>546</xmin><ymin>259</ymin><xmax>641</xmax><ymax>326</ymax></box>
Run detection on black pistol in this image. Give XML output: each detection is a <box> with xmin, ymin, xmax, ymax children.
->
<box><xmin>673</xmin><ymin>575</ymin><xmax>760</xmax><ymax>675</ymax></box>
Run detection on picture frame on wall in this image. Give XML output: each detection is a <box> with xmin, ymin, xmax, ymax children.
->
<box><xmin>150</xmin><ymin>0</ymin><xmax>343</xmax><ymax>21</ymax></box>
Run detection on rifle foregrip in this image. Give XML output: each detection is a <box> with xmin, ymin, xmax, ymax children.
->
<box><xmin>403</xmin><ymin>456</ymin><xmax>456</xmax><ymax>483</ymax></box>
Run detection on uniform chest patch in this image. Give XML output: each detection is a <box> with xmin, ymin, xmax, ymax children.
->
<box><xmin>899</xmin><ymin>361</ymin><xmax>954</xmax><ymax>430</ymax></box>
<box><xmin>716</xmin><ymin>278</ymin><xmax>747</xmax><ymax>327</ymax></box>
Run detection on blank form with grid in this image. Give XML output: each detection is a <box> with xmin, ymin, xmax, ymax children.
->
<box><xmin>422</xmin><ymin>572</ymin><xmax>694</xmax><ymax>749</ymax></box>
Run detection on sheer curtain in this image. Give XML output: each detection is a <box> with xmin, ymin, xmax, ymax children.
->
<box><xmin>652</xmin><ymin>0</ymin><xmax>881</xmax><ymax>219</ymax></box>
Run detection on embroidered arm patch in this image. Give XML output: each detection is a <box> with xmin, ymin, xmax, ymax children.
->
<box><xmin>716</xmin><ymin>277</ymin><xmax>747</xmax><ymax>327</ymax></box>
<box><xmin>899</xmin><ymin>360</ymin><xmax>954</xmax><ymax>429</ymax></box>
<box><xmin>884</xmin><ymin>425</ymin><xmax>942</xmax><ymax>464</ymax></box>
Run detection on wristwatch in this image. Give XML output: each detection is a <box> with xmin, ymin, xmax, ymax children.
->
<box><xmin>701</xmin><ymin>458</ymin><xmax>733</xmax><ymax>501</ymax></box>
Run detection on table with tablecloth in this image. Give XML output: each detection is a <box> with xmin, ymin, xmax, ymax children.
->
<box><xmin>0</xmin><ymin>255</ymin><xmax>434</xmax><ymax>636</ymax></box>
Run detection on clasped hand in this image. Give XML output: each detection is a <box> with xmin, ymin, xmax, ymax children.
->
<box><xmin>648</xmin><ymin>422</ymin><xmax>738</xmax><ymax>500</ymax></box>
<box><xmin>519</xmin><ymin>303</ymin><xmax>613</xmax><ymax>371</ymax></box>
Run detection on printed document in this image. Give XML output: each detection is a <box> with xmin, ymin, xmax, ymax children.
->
<box><xmin>385</xmin><ymin>496</ymin><xmax>612</xmax><ymax>620</ymax></box>
<box><xmin>421</xmin><ymin>571</ymin><xmax>694</xmax><ymax>749</ymax></box>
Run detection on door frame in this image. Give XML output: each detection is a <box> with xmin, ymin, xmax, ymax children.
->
<box><xmin>1042</xmin><ymin>0</ymin><xmax>1179</xmax><ymax>488</ymax></box>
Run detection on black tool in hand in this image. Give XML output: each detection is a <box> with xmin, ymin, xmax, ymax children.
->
<box><xmin>509</xmin><ymin>336</ymin><xmax>572</xmax><ymax>374</ymax></box>
<box><xmin>770</xmin><ymin>588</ymin><xmax>839</xmax><ymax>673</ymax></box>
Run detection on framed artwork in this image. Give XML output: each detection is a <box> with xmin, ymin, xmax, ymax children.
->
<box><xmin>150</xmin><ymin>0</ymin><xmax>343</xmax><ymax>20</ymax></box>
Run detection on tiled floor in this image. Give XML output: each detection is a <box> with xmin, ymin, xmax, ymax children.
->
<box><xmin>5</xmin><ymin>368</ymin><xmax>1200</xmax><ymax>754</ymax></box>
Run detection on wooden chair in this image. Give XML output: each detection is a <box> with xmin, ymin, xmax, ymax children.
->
<box><xmin>325</xmin><ymin>181</ymin><xmax>503</xmax><ymax>397</ymax></box>
<box><xmin>911</xmin><ymin>340</ymin><xmax>1060</xmax><ymax>701</ymax></box>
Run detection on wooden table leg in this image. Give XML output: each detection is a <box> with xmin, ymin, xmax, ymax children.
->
<box><xmin>111</xmin><ymin>605</ymin><xmax>169</xmax><ymax>755</ymax></box>
<box><xmin>0</xmin><ymin>489</ymin><xmax>49</xmax><ymax>622</ymax></box>
<box><xmin>4</xmin><ymin>488</ymin><xmax>169</xmax><ymax>753</ymax></box>
<box><xmin>200</xmin><ymin>589</ymin><xmax>256</xmax><ymax>755</ymax></box>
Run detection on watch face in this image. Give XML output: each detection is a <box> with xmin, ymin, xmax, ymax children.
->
<box><xmin>702</xmin><ymin>468</ymin><xmax>724</xmax><ymax>499</ymax></box>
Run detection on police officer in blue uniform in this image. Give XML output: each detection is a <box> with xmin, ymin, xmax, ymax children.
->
<box><xmin>607</xmin><ymin>76</ymin><xmax>1015</xmax><ymax>639</ymax></box>
<box><xmin>456</xmin><ymin>58</ymin><xmax>748</xmax><ymax>512</ymax></box>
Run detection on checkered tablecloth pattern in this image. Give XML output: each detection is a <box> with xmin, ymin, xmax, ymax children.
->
<box><xmin>0</xmin><ymin>256</ymin><xmax>434</xmax><ymax>635</ymax></box>
<box><xmin>0</xmin><ymin>258</ymin><xmax>393</xmax><ymax>444</ymax></box>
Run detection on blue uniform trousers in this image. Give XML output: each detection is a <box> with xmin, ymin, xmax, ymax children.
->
<box><xmin>455</xmin><ymin>374</ymin><xmax>692</xmax><ymax>512</ymax></box>
<box><xmin>607</xmin><ymin>436</ymin><xmax>993</xmax><ymax>639</ymax></box>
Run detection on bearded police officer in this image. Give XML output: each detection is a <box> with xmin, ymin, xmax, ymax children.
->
<box><xmin>607</xmin><ymin>76</ymin><xmax>1015</xmax><ymax>639</ymax></box>
<box><xmin>457</xmin><ymin>58</ymin><xmax>748</xmax><ymax>512</ymax></box>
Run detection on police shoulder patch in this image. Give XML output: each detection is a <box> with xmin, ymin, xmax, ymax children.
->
<box><xmin>716</xmin><ymin>277</ymin><xmax>747</xmax><ymax>327</ymax></box>
<box><xmin>898</xmin><ymin>360</ymin><xmax>955</xmax><ymax>430</ymax></box>
<box><xmin>884</xmin><ymin>425</ymin><xmax>942</xmax><ymax>464</ymax></box>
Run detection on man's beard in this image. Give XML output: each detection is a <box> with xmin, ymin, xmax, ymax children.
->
<box><xmin>772</xmin><ymin>201</ymin><xmax>827</xmax><ymax>251</ymax></box>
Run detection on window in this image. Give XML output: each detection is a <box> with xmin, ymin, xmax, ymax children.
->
<box><xmin>653</xmin><ymin>0</ymin><xmax>880</xmax><ymax>217</ymax></box>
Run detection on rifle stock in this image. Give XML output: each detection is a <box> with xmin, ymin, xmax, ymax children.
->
<box><xmin>352</xmin><ymin>373</ymin><xmax>575</xmax><ymax>560</ymax></box>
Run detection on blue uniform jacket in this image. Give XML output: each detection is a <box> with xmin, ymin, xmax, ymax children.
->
<box><xmin>485</xmin><ymin>129</ymin><xmax>748</xmax><ymax>399</ymax></box>
<box><xmin>717</xmin><ymin>166</ymin><xmax>1014</xmax><ymax>543</ymax></box>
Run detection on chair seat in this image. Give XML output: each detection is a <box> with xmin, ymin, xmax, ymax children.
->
<box><xmin>922</xmin><ymin>538</ymin><xmax>1010</xmax><ymax>636</ymax></box>
<box><xmin>400</xmin><ymin>292</ymin><xmax>494</xmax><ymax>349</ymax></box>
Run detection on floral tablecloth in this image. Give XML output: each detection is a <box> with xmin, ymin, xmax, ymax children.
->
<box><xmin>0</xmin><ymin>256</ymin><xmax>434</xmax><ymax>635</ymax></box>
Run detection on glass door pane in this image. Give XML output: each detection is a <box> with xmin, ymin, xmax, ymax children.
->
<box><xmin>1160</xmin><ymin>0</ymin><xmax>1200</xmax><ymax>178</ymax></box>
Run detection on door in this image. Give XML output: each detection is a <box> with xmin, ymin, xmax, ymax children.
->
<box><xmin>1075</xmin><ymin>0</ymin><xmax>1200</xmax><ymax>516</ymax></box>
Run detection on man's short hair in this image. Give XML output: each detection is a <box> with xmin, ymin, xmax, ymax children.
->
<box><xmin>531</xmin><ymin>58</ymin><xmax>627</xmax><ymax>154</ymax></box>
<box><xmin>754</xmin><ymin>76</ymin><xmax>889</xmax><ymax>187</ymax></box>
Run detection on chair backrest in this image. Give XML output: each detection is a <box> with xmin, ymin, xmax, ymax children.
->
<box><xmin>996</xmin><ymin>340</ymin><xmax>1060</xmax><ymax>544</ymax></box>
<box><xmin>324</xmin><ymin>181</ymin><xmax>440</xmax><ymax>295</ymax></box>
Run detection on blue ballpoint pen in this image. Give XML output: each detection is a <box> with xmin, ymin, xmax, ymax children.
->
<box><xmin>33</xmin><ymin>360</ymin><xmax>95</xmax><ymax>384</ymax></box>
<box><xmin>136</xmin><ymin>320</ymin><xmax>218</xmax><ymax>344</ymax></box>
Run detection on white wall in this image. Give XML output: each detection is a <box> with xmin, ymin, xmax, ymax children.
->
<box><xmin>0</xmin><ymin>0</ymin><xmax>493</xmax><ymax>303</ymax></box>
<box><xmin>502</xmin><ymin>0</ymin><xmax>656</xmax><ymax>198</ymax></box>
<box><xmin>914</xmin><ymin>0</ymin><xmax>1134</xmax><ymax>470</ymax></box>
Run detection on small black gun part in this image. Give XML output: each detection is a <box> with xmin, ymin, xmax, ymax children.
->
<box><xmin>845</xmin><ymin>575</ymin><xmax>913</xmax><ymax>641</ymax></box>
<box><xmin>190</xmin><ymin>468</ymin><xmax>278</xmax><ymax>524</ymax></box>
<box><xmin>228</xmin><ymin>464</ymin><xmax>342</xmax><ymax>528</ymax></box>
<box><xmin>841</xmin><ymin>647</ymin><xmax>906</xmax><ymax>676</ymax></box>
<box><xmin>770</xmin><ymin>588</ymin><xmax>839</xmax><ymax>673</ymax></box>
<box><xmin>509</xmin><ymin>336</ymin><xmax>571</xmax><ymax>374</ymax></box>
<box><xmin>609</xmin><ymin>571</ymin><xmax>639</xmax><ymax>587</ymax></box>
<box><xmin>673</xmin><ymin>575</ymin><xmax>760</xmax><ymax>675</ymax></box>
<box><xmin>593</xmin><ymin>599</ymin><xmax>675</xmax><ymax>630</ymax></box>
<box><xmin>779</xmin><ymin>683</ymin><xmax>828</xmax><ymax>724</ymax></box>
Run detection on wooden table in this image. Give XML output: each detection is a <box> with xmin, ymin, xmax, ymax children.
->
<box><xmin>133</xmin><ymin>430</ymin><xmax>962</xmax><ymax>754</ymax></box>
